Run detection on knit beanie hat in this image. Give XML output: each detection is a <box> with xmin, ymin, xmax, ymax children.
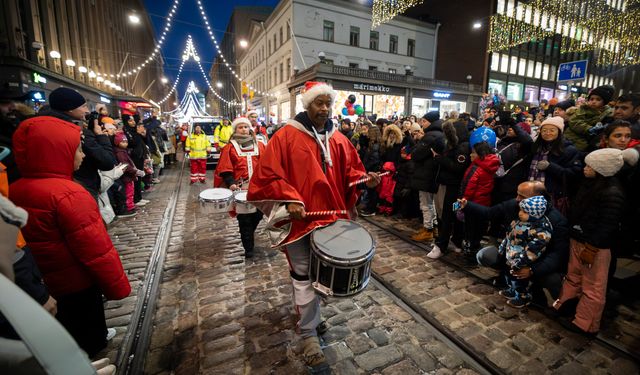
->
<box><xmin>101</xmin><ymin>116</ymin><xmax>114</xmax><ymax>124</ymax></box>
<box><xmin>301</xmin><ymin>81</ymin><xmax>336</xmax><ymax>109</ymax></box>
<box><xmin>516</xmin><ymin>121</ymin><xmax>531</xmax><ymax>135</ymax></box>
<box><xmin>540</xmin><ymin>116</ymin><xmax>565</xmax><ymax>133</ymax></box>
<box><xmin>49</xmin><ymin>87</ymin><xmax>86</xmax><ymax>111</ymax></box>
<box><xmin>548</xmin><ymin>98</ymin><xmax>559</xmax><ymax>107</ymax></box>
<box><xmin>555</xmin><ymin>99</ymin><xmax>575</xmax><ymax>111</ymax></box>
<box><xmin>231</xmin><ymin>117</ymin><xmax>252</xmax><ymax>133</ymax></box>
<box><xmin>423</xmin><ymin>110</ymin><xmax>440</xmax><ymax>123</ymax></box>
<box><xmin>519</xmin><ymin>195</ymin><xmax>547</xmax><ymax>220</ymax></box>
<box><xmin>114</xmin><ymin>131</ymin><xmax>128</xmax><ymax>145</ymax></box>
<box><xmin>588</xmin><ymin>85</ymin><xmax>615</xmax><ymax>104</ymax></box>
<box><xmin>585</xmin><ymin>148</ymin><xmax>637</xmax><ymax>177</ymax></box>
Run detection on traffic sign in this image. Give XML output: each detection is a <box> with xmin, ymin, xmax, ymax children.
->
<box><xmin>557</xmin><ymin>60</ymin><xmax>588</xmax><ymax>82</ymax></box>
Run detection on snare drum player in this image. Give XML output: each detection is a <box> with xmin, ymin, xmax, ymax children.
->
<box><xmin>247</xmin><ymin>81</ymin><xmax>380</xmax><ymax>372</ymax></box>
<box><xmin>214</xmin><ymin>117</ymin><xmax>266</xmax><ymax>258</ymax></box>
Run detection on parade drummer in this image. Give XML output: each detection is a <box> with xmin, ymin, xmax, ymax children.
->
<box><xmin>214</xmin><ymin>117</ymin><xmax>266</xmax><ymax>258</ymax></box>
<box><xmin>247</xmin><ymin>81</ymin><xmax>380</xmax><ymax>372</ymax></box>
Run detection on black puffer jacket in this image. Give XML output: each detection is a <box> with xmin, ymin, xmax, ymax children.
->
<box><xmin>569</xmin><ymin>176</ymin><xmax>626</xmax><ymax>249</ymax></box>
<box><xmin>465</xmin><ymin>198</ymin><xmax>570</xmax><ymax>276</ymax></box>
<box><xmin>434</xmin><ymin>121</ymin><xmax>470</xmax><ymax>187</ymax></box>
<box><xmin>526</xmin><ymin>139</ymin><xmax>583</xmax><ymax>200</ymax></box>
<box><xmin>410</xmin><ymin>120</ymin><xmax>444</xmax><ymax>192</ymax></box>
<box><xmin>494</xmin><ymin>124</ymin><xmax>533</xmax><ymax>199</ymax></box>
<box><xmin>123</xmin><ymin>124</ymin><xmax>149</xmax><ymax>169</ymax></box>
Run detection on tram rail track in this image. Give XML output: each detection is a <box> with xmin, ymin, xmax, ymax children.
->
<box><xmin>362</xmin><ymin>216</ymin><xmax>640</xmax><ymax>366</ymax></box>
<box><xmin>115</xmin><ymin>157</ymin><xmax>187</xmax><ymax>374</ymax></box>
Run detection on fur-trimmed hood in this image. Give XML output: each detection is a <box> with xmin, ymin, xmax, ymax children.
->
<box><xmin>382</xmin><ymin>124</ymin><xmax>403</xmax><ymax>148</ymax></box>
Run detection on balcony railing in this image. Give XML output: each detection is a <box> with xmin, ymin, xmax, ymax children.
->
<box><xmin>296</xmin><ymin>63</ymin><xmax>480</xmax><ymax>93</ymax></box>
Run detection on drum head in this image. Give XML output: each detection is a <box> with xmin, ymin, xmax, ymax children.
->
<box><xmin>234</xmin><ymin>191</ymin><xmax>248</xmax><ymax>202</ymax></box>
<box><xmin>312</xmin><ymin>220</ymin><xmax>373</xmax><ymax>261</ymax></box>
<box><xmin>199</xmin><ymin>188</ymin><xmax>232</xmax><ymax>201</ymax></box>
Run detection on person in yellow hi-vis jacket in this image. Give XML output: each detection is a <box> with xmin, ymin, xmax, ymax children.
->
<box><xmin>185</xmin><ymin>125</ymin><xmax>210</xmax><ymax>184</ymax></box>
<box><xmin>214</xmin><ymin>118</ymin><xmax>233</xmax><ymax>149</ymax></box>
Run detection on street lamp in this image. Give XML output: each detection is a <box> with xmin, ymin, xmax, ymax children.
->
<box><xmin>49</xmin><ymin>50</ymin><xmax>61</xmax><ymax>59</ymax></box>
<box><xmin>473</xmin><ymin>22</ymin><xmax>482</xmax><ymax>29</ymax></box>
<box><xmin>161</xmin><ymin>77</ymin><xmax>169</xmax><ymax>84</ymax></box>
<box><xmin>216</xmin><ymin>82</ymin><xmax>223</xmax><ymax>88</ymax></box>
<box><xmin>404</xmin><ymin>65</ymin><xmax>413</xmax><ymax>76</ymax></box>
<box><xmin>129</xmin><ymin>14</ymin><xmax>141</xmax><ymax>24</ymax></box>
<box><xmin>239</xmin><ymin>39</ymin><xmax>248</xmax><ymax>48</ymax></box>
<box><xmin>78</xmin><ymin>66</ymin><xmax>88</xmax><ymax>73</ymax></box>
<box><xmin>318</xmin><ymin>51</ymin><xmax>326</xmax><ymax>63</ymax></box>
<box><xmin>65</xmin><ymin>59</ymin><xmax>76</xmax><ymax>67</ymax></box>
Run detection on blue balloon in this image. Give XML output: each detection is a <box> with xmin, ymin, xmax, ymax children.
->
<box><xmin>341</xmin><ymin>107</ymin><xmax>349</xmax><ymax>116</ymax></box>
<box><xmin>469</xmin><ymin>127</ymin><xmax>497</xmax><ymax>149</ymax></box>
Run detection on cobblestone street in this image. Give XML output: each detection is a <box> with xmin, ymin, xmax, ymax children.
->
<box><xmin>100</xmin><ymin>165</ymin><xmax>639</xmax><ymax>374</ymax></box>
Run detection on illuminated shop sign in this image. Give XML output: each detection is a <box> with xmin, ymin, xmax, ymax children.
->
<box><xmin>33</xmin><ymin>72</ymin><xmax>47</xmax><ymax>84</ymax></box>
<box><xmin>353</xmin><ymin>83</ymin><xmax>390</xmax><ymax>93</ymax></box>
<box><xmin>433</xmin><ymin>91</ymin><xmax>451</xmax><ymax>99</ymax></box>
<box><xmin>100</xmin><ymin>96</ymin><xmax>111</xmax><ymax>103</ymax></box>
<box><xmin>31</xmin><ymin>91</ymin><xmax>45</xmax><ymax>102</ymax></box>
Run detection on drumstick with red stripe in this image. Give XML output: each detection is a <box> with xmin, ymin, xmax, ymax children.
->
<box><xmin>305</xmin><ymin>210</ymin><xmax>348</xmax><ymax>217</ymax></box>
<box><xmin>348</xmin><ymin>171</ymin><xmax>390</xmax><ymax>188</ymax></box>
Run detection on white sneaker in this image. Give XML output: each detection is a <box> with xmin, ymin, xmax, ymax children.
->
<box><xmin>139</xmin><ymin>199</ymin><xmax>150</xmax><ymax>204</ymax></box>
<box><xmin>136</xmin><ymin>201</ymin><xmax>148</xmax><ymax>207</ymax></box>
<box><xmin>449</xmin><ymin>242</ymin><xmax>462</xmax><ymax>253</ymax></box>
<box><xmin>106</xmin><ymin>328</ymin><xmax>116</xmax><ymax>341</ymax></box>
<box><xmin>427</xmin><ymin>245</ymin><xmax>443</xmax><ymax>259</ymax></box>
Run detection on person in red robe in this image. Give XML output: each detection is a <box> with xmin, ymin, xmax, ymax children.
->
<box><xmin>247</xmin><ymin>81</ymin><xmax>380</xmax><ymax>371</ymax></box>
<box><xmin>246</xmin><ymin>110</ymin><xmax>268</xmax><ymax>144</ymax></box>
<box><xmin>214</xmin><ymin>117</ymin><xmax>266</xmax><ymax>258</ymax></box>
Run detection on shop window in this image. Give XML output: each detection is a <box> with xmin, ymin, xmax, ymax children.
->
<box><xmin>507</xmin><ymin>82</ymin><xmax>523</xmax><ymax>101</ymax></box>
<box><xmin>349</xmin><ymin>63</ymin><xmax>359</xmax><ymax>69</ymax></box>
<box><xmin>412</xmin><ymin>98</ymin><xmax>431</xmax><ymax>117</ymax></box>
<box><xmin>370</xmin><ymin>31</ymin><xmax>379</xmax><ymax>50</ymax></box>
<box><xmin>518</xmin><ymin>58</ymin><xmax>526</xmax><ymax>76</ymax></box>
<box><xmin>542</xmin><ymin>64</ymin><xmax>550</xmax><ymax>81</ymax></box>
<box><xmin>527</xmin><ymin>61</ymin><xmax>534</xmax><ymax>77</ymax></box>
<box><xmin>500</xmin><ymin>54</ymin><xmax>509</xmax><ymax>73</ymax></box>
<box><xmin>540</xmin><ymin>88</ymin><xmax>554</xmax><ymax>101</ymax></box>
<box><xmin>491</xmin><ymin>52</ymin><xmax>500</xmax><ymax>71</ymax></box>
<box><xmin>350</xmin><ymin>26</ymin><xmax>360</xmax><ymax>47</ymax></box>
<box><xmin>489</xmin><ymin>79</ymin><xmax>505</xmax><ymax>95</ymax></box>
<box><xmin>407</xmin><ymin>39</ymin><xmax>415</xmax><ymax>57</ymax></box>
<box><xmin>323</xmin><ymin>21</ymin><xmax>334</xmax><ymax>42</ymax></box>
<box><xmin>534</xmin><ymin>63</ymin><xmax>542</xmax><ymax>79</ymax></box>
<box><xmin>389</xmin><ymin>35</ymin><xmax>398</xmax><ymax>54</ymax></box>
<box><xmin>510</xmin><ymin>56</ymin><xmax>518</xmax><ymax>74</ymax></box>
<box><xmin>524</xmin><ymin>85</ymin><xmax>539</xmax><ymax>103</ymax></box>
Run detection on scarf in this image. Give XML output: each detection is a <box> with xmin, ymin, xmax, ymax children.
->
<box><xmin>231</xmin><ymin>134</ymin><xmax>255</xmax><ymax>148</ymax></box>
<box><xmin>528</xmin><ymin>150</ymin><xmax>548</xmax><ymax>183</ymax></box>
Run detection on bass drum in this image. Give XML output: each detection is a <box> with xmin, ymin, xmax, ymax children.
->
<box><xmin>309</xmin><ymin>219</ymin><xmax>375</xmax><ymax>297</ymax></box>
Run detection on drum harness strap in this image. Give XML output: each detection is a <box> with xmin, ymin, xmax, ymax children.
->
<box><xmin>311</xmin><ymin>127</ymin><xmax>332</xmax><ymax>174</ymax></box>
<box><xmin>230</xmin><ymin>139</ymin><xmax>259</xmax><ymax>184</ymax></box>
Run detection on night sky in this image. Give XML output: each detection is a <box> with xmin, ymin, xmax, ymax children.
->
<box><xmin>143</xmin><ymin>0</ymin><xmax>279</xmax><ymax>100</ymax></box>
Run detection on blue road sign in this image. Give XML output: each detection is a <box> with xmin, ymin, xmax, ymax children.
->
<box><xmin>557</xmin><ymin>60</ymin><xmax>588</xmax><ymax>82</ymax></box>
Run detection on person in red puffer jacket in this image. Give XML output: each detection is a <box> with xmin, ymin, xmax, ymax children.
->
<box><xmin>459</xmin><ymin>132</ymin><xmax>500</xmax><ymax>256</ymax></box>
<box><xmin>10</xmin><ymin>114</ymin><xmax>131</xmax><ymax>357</ymax></box>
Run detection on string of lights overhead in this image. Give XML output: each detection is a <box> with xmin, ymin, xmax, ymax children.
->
<box><xmin>371</xmin><ymin>0</ymin><xmax>425</xmax><ymax>29</ymax></box>
<box><xmin>194</xmin><ymin>0</ymin><xmax>276</xmax><ymax>98</ymax></box>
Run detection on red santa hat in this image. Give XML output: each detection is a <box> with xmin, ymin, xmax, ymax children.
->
<box><xmin>301</xmin><ymin>81</ymin><xmax>336</xmax><ymax>109</ymax></box>
<box><xmin>231</xmin><ymin>117</ymin><xmax>252</xmax><ymax>133</ymax></box>
<box><xmin>245</xmin><ymin>110</ymin><xmax>258</xmax><ymax>118</ymax></box>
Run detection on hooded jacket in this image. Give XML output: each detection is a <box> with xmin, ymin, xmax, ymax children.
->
<box><xmin>410</xmin><ymin>120</ymin><xmax>444</xmax><ymax>192</ymax></box>
<box><xmin>9</xmin><ymin>116</ymin><xmax>130</xmax><ymax>300</ymax></box>
<box><xmin>37</xmin><ymin>107</ymin><xmax>116</xmax><ymax>195</ymax></box>
<box><xmin>460</xmin><ymin>154</ymin><xmax>500</xmax><ymax>206</ymax></box>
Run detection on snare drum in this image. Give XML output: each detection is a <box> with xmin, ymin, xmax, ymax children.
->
<box><xmin>198</xmin><ymin>188</ymin><xmax>233</xmax><ymax>214</ymax></box>
<box><xmin>233</xmin><ymin>190</ymin><xmax>257</xmax><ymax>214</ymax></box>
<box><xmin>309</xmin><ymin>219</ymin><xmax>375</xmax><ymax>297</ymax></box>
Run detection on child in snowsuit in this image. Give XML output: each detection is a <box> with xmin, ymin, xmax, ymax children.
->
<box><xmin>498</xmin><ymin>195</ymin><xmax>553</xmax><ymax>308</ymax></box>
<box><xmin>114</xmin><ymin>132</ymin><xmax>143</xmax><ymax>214</ymax></box>
<box><xmin>564</xmin><ymin>85</ymin><xmax>615</xmax><ymax>152</ymax></box>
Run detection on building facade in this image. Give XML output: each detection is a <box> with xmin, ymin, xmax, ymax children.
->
<box><xmin>0</xmin><ymin>0</ymin><xmax>170</xmax><ymax>114</ymax></box>
<box><xmin>207</xmin><ymin>6</ymin><xmax>272</xmax><ymax>117</ymax></box>
<box><xmin>407</xmin><ymin>0</ymin><xmax>638</xmax><ymax>110</ymax></box>
<box><xmin>237</xmin><ymin>0</ymin><xmax>481</xmax><ymax>122</ymax></box>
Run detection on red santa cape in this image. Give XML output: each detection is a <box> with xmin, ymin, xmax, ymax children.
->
<box><xmin>247</xmin><ymin>118</ymin><xmax>366</xmax><ymax>247</ymax></box>
<box><xmin>214</xmin><ymin>139</ymin><xmax>266</xmax><ymax>187</ymax></box>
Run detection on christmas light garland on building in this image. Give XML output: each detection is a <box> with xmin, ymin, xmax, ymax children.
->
<box><xmin>371</xmin><ymin>0</ymin><xmax>424</xmax><ymax>28</ymax></box>
<box><xmin>488</xmin><ymin>0</ymin><xmax>639</xmax><ymax>67</ymax></box>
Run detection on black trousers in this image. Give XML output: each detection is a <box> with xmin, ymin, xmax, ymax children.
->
<box><xmin>55</xmin><ymin>286</ymin><xmax>107</xmax><ymax>357</ymax></box>
<box><xmin>108</xmin><ymin>179</ymin><xmax>127</xmax><ymax>214</ymax></box>
<box><xmin>435</xmin><ymin>185</ymin><xmax>464</xmax><ymax>250</ymax></box>
<box><xmin>237</xmin><ymin>211</ymin><xmax>263</xmax><ymax>253</ymax></box>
